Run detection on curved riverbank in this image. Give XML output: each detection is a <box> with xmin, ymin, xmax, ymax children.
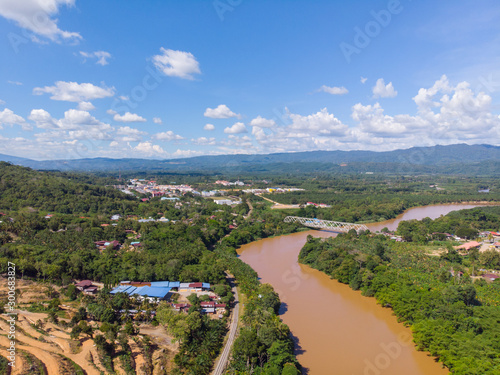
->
<box><xmin>238</xmin><ymin>203</ymin><xmax>497</xmax><ymax>374</ymax></box>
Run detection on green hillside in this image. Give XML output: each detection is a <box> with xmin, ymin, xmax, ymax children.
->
<box><xmin>0</xmin><ymin>162</ymin><xmax>138</xmax><ymax>214</ymax></box>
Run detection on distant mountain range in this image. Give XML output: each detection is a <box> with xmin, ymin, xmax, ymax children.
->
<box><xmin>1</xmin><ymin>144</ymin><xmax>500</xmax><ymax>175</ymax></box>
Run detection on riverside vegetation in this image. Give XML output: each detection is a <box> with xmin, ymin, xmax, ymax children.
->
<box><xmin>299</xmin><ymin>206</ymin><xmax>500</xmax><ymax>375</ymax></box>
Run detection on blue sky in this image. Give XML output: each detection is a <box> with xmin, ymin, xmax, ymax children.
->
<box><xmin>1</xmin><ymin>0</ymin><xmax>500</xmax><ymax>160</ymax></box>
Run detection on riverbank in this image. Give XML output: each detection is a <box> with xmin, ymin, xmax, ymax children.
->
<box><xmin>237</xmin><ymin>203</ymin><xmax>496</xmax><ymax>374</ymax></box>
<box><xmin>298</xmin><ymin>207</ymin><xmax>500</xmax><ymax>374</ymax></box>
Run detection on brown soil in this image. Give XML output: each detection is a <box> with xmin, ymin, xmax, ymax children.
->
<box><xmin>0</xmin><ymin>278</ymin><xmax>179</xmax><ymax>375</ymax></box>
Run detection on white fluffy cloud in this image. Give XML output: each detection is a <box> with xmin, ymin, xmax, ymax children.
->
<box><xmin>153</xmin><ymin>117</ymin><xmax>162</xmax><ymax>124</ymax></box>
<box><xmin>204</xmin><ymin>123</ymin><xmax>215</xmax><ymax>131</ymax></box>
<box><xmin>33</xmin><ymin>81</ymin><xmax>115</xmax><ymax>102</ymax></box>
<box><xmin>224</xmin><ymin>122</ymin><xmax>248</xmax><ymax>134</ymax></box>
<box><xmin>348</xmin><ymin>75</ymin><xmax>500</xmax><ymax>146</ymax></box>
<box><xmin>152</xmin><ymin>48</ymin><xmax>201</xmax><ymax>80</ymax></box>
<box><xmin>0</xmin><ymin>0</ymin><xmax>81</xmax><ymax>42</ymax></box>
<box><xmin>204</xmin><ymin>104</ymin><xmax>241</xmax><ymax>119</ymax></box>
<box><xmin>115</xmin><ymin>126</ymin><xmax>146</xmax><ymax>142</ymax></box>
<box><xmin>29</xmin><ymin>109</ymin><xmax>114</xmax><ymax>144</ymax></box>
<box><xmin>318</xmin><ymin>85</ymin><xmax>349</xmax><ymax>95</ymax></box>
<box><xmin>58</xmin><ymin>109</ymin><xmax>109</xmax><ymax>129</ymax></box>
<box><xmin>360</xmin><ymin>77</ymin><xmax>368</xmax><ymax>84</ymax></box>
<box><xmin>29</xmin><ymin>108</ymin><xmax>57</xmax><ymax>129</ymax></box>
<box><xmin>153</xmin><ymin>131</ymin><xmax>184</xmax><ymax>141</ymax></box>
<box><xmin>351</xmin><ymin>103</ymin><xmax>424</xmax><ymax>137</ymax></box>
<box><xmin>249</xmin><ymin>116</ymin><xmax>276</xmax><ymax>128</ymax></box>
<box><xmin>113</xmin><ymin>112</ymin><xmax>147</xmax><ymax>123</ymax></box>
<box><xmin>287</xmin><ymin>108</ymin><xmax>349</xmax><ymax>136</ymax></box>
<box><xmin>0</xmin><ymin>108</ymin><xmax>30</xmax><ymax>130</ymax></box>
<box><xmin>191</xmin><ymin>136</ymin><xmax>216</xmax><ymax>145</ymax></box>
<box><xmin>372</xmin><ymin>78</ymin><xmax>398</xmax><ymax>98</ymax></box>
<box><xmin>79</xmin><ymin>51</ymin><xmax>112</xmax><ymax>66</ymax></box>
<box><xmin>29</xmin><ymin>108</ymin><xmax>114</xmax><ymax>134</ymax></box>
<box><xmin>134</xmin><ymin>142</ymin><xmax>168</xmax><ymax>157</ymax></box>
<box><xmin>77</xmin><ymin>101</ymin><xmax>95</xmax><ymax>111</ymax></box>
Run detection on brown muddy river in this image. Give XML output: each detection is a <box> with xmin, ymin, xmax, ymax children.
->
<box><xmin>238</xmin><ymin>204</ymin><xmax>493</xmax><ymax>375</ymax></box>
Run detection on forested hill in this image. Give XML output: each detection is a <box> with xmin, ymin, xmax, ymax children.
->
<box><xmin>1</xmin><ymin>143</ymin><xmax>500</xmax><ymax>174</ymax></box>
<box><xmin>0</xmin><ymin>162</ymin><xmax>138</xmax><ymax>214</ymax></box>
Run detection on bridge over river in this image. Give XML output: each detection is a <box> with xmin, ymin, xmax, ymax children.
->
<box><xmin>284</xmin><ymin>216</ymin><xmax>369</xmax><ymax>233</ymax></box>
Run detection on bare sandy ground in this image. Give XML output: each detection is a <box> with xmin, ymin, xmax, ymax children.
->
<box><xmin>0</xmin><ymin>277</ymin><xmax>179</xmax><ymax>374</ymax></box>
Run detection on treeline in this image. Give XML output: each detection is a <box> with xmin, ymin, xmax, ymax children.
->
<box><xmin>0</xmin><ymin>162</ymin><xmax>139</xmax><ymax>214</ymax></box>
<box><xmin>298</xmin><ymin>212</ymin><xmax>500</xmax><ymax>374</ymax></box>
<box><xmin>216</xmin><ymin>249</ymin><xmax>301</xmax><ymax>374</ymax></box>
<box><xmin>396</xmin><ymin>206</ymin><xmax>500</xmax><ymax>242</ymax></box>
<box><xmin>268</xmin><ymin>193</ymin><xmax>500</xmax><ymax>223</ymax></box>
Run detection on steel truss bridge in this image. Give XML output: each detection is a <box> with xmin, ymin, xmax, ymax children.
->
<box><xmin>284</xmin><ymin>216</ymin><xmax>369</xmax><ymax>233</ymax></box>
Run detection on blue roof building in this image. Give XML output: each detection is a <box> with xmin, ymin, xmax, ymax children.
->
<box><xmin>110</xmin><ymin>283</ymin><xmax>172</xmax><ymax>301</ymax></box>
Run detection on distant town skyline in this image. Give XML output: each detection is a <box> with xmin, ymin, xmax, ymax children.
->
<box><xmin>1</xmin><ymin>0</ymin><xmax>500</xmax><ymax>160</ymax></box>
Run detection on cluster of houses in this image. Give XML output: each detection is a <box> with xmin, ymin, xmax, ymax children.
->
<box><xmin>214</xmin><ymin>180</ymin><xmax>245</xmax><ymax>186</ymax></box>
<box><xmin>113</xmin><ymin>178</ymin><xmax>249</xmax><ymax>207</ymax></box>
<box><xmin>94</xmin><ymin>240</ymin><xmax>142</xmax><ymax>252</ymax></box>
<box><xmin>107</xmin><ymin>280</ymin><xmax>228</xmax><ymax>315</ymax></box>
<box><xmin>242</xmin><ymin>187</ymin><xmax>304</xmax><ymax>194</ymax></box>
<box><xmin>172</xmin><ymin>300</ymin><xmax>227</xmax><ymax>315</ymax></box>
<box><xmin>75</xmin><ymin>280</ymin><xmax>99</xmax><ymax>295</ymax></box>
<box><xmin>122</xmin><ymin>179</ymin><xmax>196</xmax><ymax>197</ymax></box>
<box><xmin>110</xmin><ymin>280</ymin><xmax>210</xmax><ymax>301</ymax></box>
<box><xmin>213</xmin><ymin>198</ymin><xmax>243</xmax><ymax>206</ymax></box>
<box><xmin>305</xmin><ymin>201</ymin><xmax>332</xmax><ymax>208</ymax></box>
<box><xmin>451</xmin><ymin>231</ymin><xmax>500</xmax><ymax>255</ymax></box>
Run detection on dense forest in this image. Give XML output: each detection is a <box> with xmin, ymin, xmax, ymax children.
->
<box><xmin>299</xmin><ymin>207</ymin><xmax>500</xmax><ymax>374</ymax></box>
<box><xmin>0</xmin><ymin>162</ymin><xmax>139</xmax><ymax>214</ymax></box>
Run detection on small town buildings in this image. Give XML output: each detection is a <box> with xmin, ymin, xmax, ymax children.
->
<box><xmin>75</xmin><ymin>280</ymin><xmax>99</xmax><ymax>295</ymax></box>
<box><xmin>179</xmin><ymin>282</ymin><xmax>211</xmax><ymax>293</ymax></box>
<box><xmin>95</xmin><ymin>240</ymin><xmax>121</xmax><ymax>251</ymax></box>
<box><xmin>138</xmin><ymin>218</ymin><xmax>155</xmax><ymax>223</ymax></box>
<box><xmin>454</xmin><ymin>241</ymin><xmax>481</xmax><ymax>254</ymax></box>
<box><xmin>111</xmin><ymin>280</ymin><xmax>211</xmax><ymax>302</ymax></box>
<box><xmin>172</xmin><ymin>303</ymin><xmax>191</xmax><ymax>312</ymax></box>
<box><xmin>110</xmin><ymin>281</ymin><xmax>172</xmax><ymax>302</ymax></box>
<box><xmin>482</xmin><ymin>274</ymin><xmax>500</xmax><ymax>282</ymax></box>
<box><xmin>213</xmin><ymin>199</ymin><xmax>234</xmax><ymax>205</ymax></box>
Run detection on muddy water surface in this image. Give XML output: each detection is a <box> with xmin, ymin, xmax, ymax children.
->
<box><xmin>238</xmin><ymin>204</ymin><xmax>492</xmax><ymax>375</ymax></box>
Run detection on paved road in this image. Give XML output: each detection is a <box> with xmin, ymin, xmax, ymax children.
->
<box><xmin>212</xmin><ymin>276</ymin><xmax>239</xmax><ymax>375</ymax></box>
